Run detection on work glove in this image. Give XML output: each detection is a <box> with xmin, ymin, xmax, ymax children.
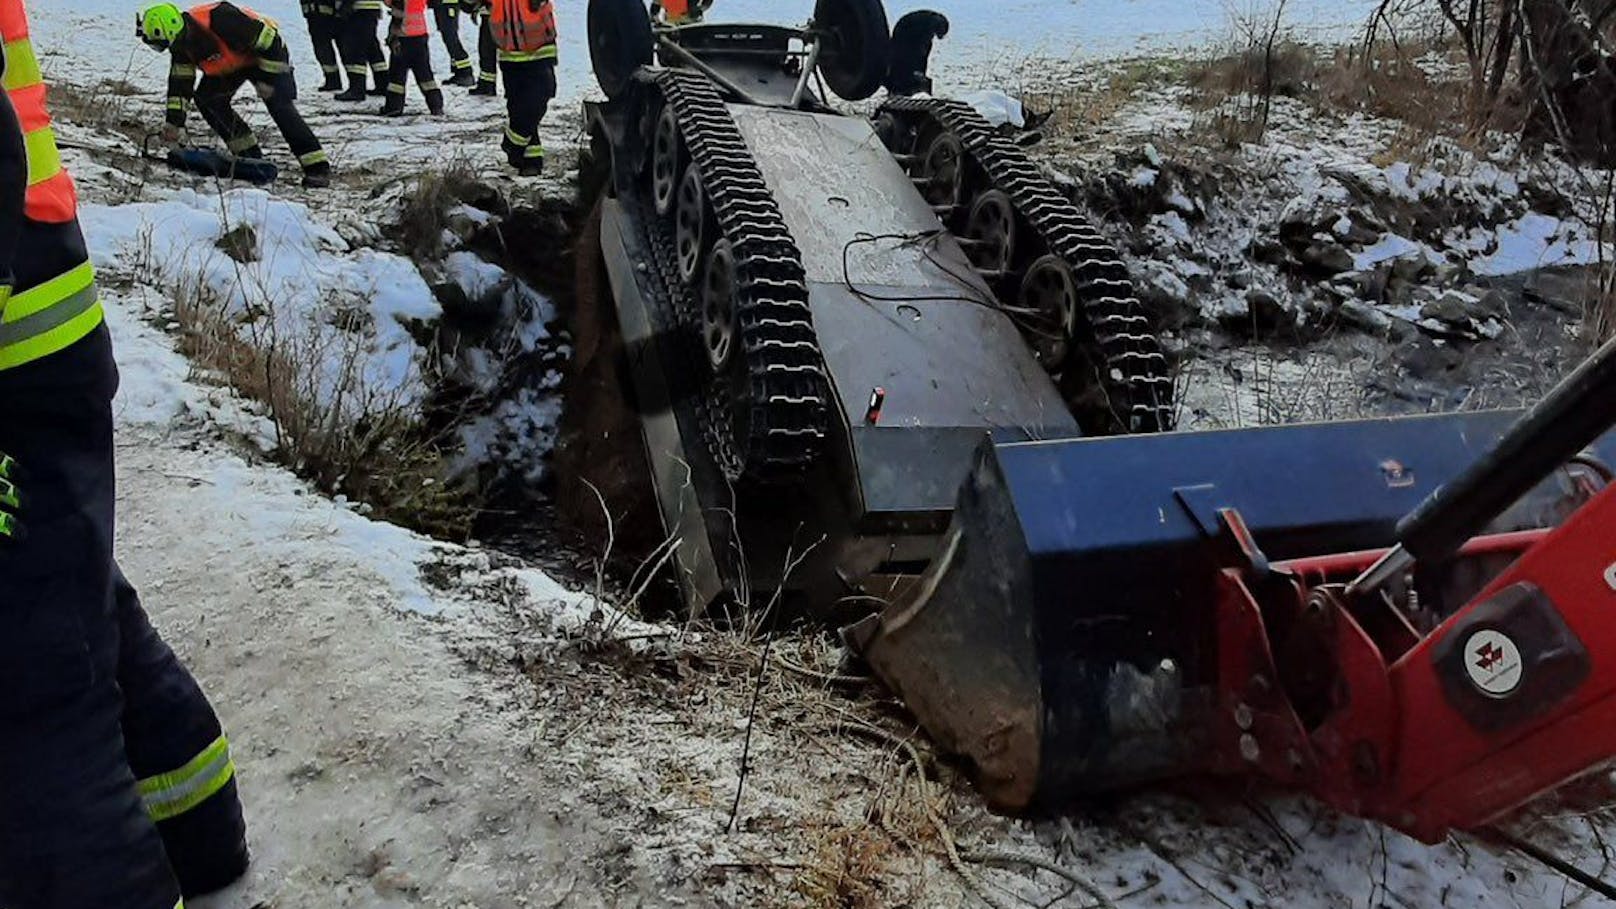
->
<box><xmin>0</xmin><ymin>452</ymin><xmax>21</xmax><ymax>543</ymax></box>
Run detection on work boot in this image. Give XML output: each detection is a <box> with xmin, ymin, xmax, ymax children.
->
<box><xmin>517</xmin><ymin>158</ymin><xmax>544</xmax><ymax>178</ymax></box>
<box><xmin>379</xmin><ymin>102</ymin><xmax>406</xmax><ymax>117</ymax></box>
<box><xmin>447</xmin><ymin>69</ymin><xmax>476</xmax><ymax>88</ymax></box>
<box><xmin>334</xmin><ymin>84</ymin><xmax>368</xmax><ymax>102</ymax></box>
<box><xmin>302</xmin><ymin>165</ymin><xmax>332</xmax><ymax>188</ymax></box>
<box><xmin>319</xmin><ymin>73</ymin><xmax>344</xmax><ymax>92</ymax></box>
<box><xmin>469</xmin><ymin>82</ymin><xmax>496</xmax><ymax>96</ymax></box>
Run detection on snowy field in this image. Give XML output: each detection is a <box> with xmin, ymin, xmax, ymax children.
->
<box><xmin>39</xmin><ymin>0</ymin><xmax>1382</xmax><ymax>110</ymax></box>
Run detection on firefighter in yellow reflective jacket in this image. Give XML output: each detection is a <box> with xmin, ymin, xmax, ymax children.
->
<box><xmin>488</xmin><ymin>0</ymin><xmax>557</xmax><ymax>176</ymax></box>
<box><xmin>137</xmin><ymin>1</ymin><xmax>333</xmax><ymax>188</ymax></box>
<box><xmin>0</xmin><ymin>3</ymin><xmax>249</xmax><ymax>907</ymax></box>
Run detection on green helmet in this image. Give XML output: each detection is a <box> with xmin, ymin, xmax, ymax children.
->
<box><xmin>137</xmin><ymin>3</ymin><xmax>185</xmax><ymax>50</ymax></box>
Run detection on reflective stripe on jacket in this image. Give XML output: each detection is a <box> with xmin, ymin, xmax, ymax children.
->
<box><xmin>489</xmin><ymin>0</ymin><xmax>556</xmax><ymax>60</ymax></box>
<box><xmin>0</xmin><ymin>0</ymin><xmax>101</xmax><ymax>371</ymax></box>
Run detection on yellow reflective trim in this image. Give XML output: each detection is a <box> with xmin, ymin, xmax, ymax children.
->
<box><xmin>137</xmin><ymin>735</ymin><xmax>237</xmax><ymax>822</ymax></box>
<box><xmin>0</xmin><ymin>298</ymin><xmax>103</xmax><ymax>371</ymax></box>
<box><xmin>254</xmin><ymin>25</ymin><xmax>279</xmax><ymax>51</ymax></box>
<box><xmin>23</xmin><ymin>125</ymin><xmax>61</xmax><ymax>187</ymax></box>
<box><xmin>171</xmin><ymin>63</ymin><xmax>198</xmax><ymax>77</ymax></box>
<box><xmin>2</xmin><ymin>38</ymin><xmax>41</xmax><ymax>91</ymax></box>
<box><xmin>1</xmin><ymin>261</ymin><xmax>94</xmax><ymax>324</ymax></box>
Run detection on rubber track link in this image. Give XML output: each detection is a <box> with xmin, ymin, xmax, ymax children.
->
<box><xmin>879</xmin><ymin>96</ymin><xmax>1175</xmax><ymax>433</ymax></box>
<box><xmin>642</xmin><ymin>68</ymin><xmax>831</xmax><ymax>481</ymax></box>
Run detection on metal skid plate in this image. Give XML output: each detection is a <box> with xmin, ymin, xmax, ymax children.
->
<box><xmin>728</xmin><ymin>104</ymin><xmax>1078</xmax><ymax>517</ymax></box>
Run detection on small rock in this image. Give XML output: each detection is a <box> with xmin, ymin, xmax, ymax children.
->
<box><xmin>1338</xmin><ymin>299</ymin><xmax>1393</xmax><ymax>334</ymax></box>
<box><xmin>1352</xmin><ymin>264</ymin><xmax>1392</xmax><ymax>304</ymax></box>
<box><xmin>1250</xmin><ymin>237</ymin><xmax>1290</xmax><ymax>266</ymax></box>
<box><xmin>1245</xmin><ymin>288</ymin><xmax>1288</xmax><ymax>328</ymax></box>
<box><xmin>1420</xmin><ymin>293</ymin><xmax>1472</xmax><ymax>325</ymax></box>
<box><xmin>215</xmin><ymin>223</ymin><xmax>259</xmax><ymax>263</ymax></box>
<box><xmin>1334</xmin><ymin>216</ymin><xmax>1382</xmax><ymax>247</ymax></box>
<box><xmin>1300</xmin><ymin>241</ymin><xmax>1356</xmax><ymax>275</ymax></box>
<box><xmin>1472</xmin><ymin>288</ymin><xmax>1511</xmax><ymax>319</ymax></box>
<box><xmin>1392</xmin><ymin>255</ymin><xmax>1430</xmax><ymax>282</ymax></box>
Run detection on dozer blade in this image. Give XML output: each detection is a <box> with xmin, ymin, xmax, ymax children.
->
<box><xmin>847</xmin><ymin>411</ymin><xmax>1616</xmax><ymax>813</ymax></box>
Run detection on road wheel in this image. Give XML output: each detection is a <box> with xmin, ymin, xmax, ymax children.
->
<box><xmin>814</xmin><ymin>0</ymin><xmax>890</xmax><ymax>101</ymax></box>
<box><xmin>588</xmin><ymin>0</ymin><xmax>654</xmax><ymax>99</ymax></box>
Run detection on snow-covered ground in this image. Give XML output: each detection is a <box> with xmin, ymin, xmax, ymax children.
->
<box><xmin>38</xmin><ymin>0</ymin><xmax>1380</xmax><ymax>120</ymax></box>
<box><xmin>24</xmin><ymin>0</ymin><xmax>1616</xmax><ymax>906</ymax></box>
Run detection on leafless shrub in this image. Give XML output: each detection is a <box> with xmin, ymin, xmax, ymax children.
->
<box><xmin>172</xmin><ymin>259</ymin><xmax>480</xmax><ymax>538</ymax></box>
<box><xmin>395</xmin><ymin>156</ymin><xmax>488</xmax><ymax>260</ymax></box>
<box><xmin>1186</xmin><ymin>0</ymin><xmax>1296</xmax><ymax>145</ymax></box>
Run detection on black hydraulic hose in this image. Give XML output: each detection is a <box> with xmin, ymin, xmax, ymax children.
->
<box><xmin>1396</xmin><ymin>330</ymin><xmax>1616</xmax><ymax>565</ymax></box>
<box><xmin>0</xmin><ymin>43</ymin><xmax>29</xmax><ymax>292</ymax></box>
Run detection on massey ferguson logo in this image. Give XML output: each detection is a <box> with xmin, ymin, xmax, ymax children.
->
<box><xmin>1607</xmin><ymin>561</ymin><xmax>1616</xmax><ymax>592</ymax></box>
<box><xmin>1475</xmin><ymin>641</ymin><xmax>1506</xmax><ymax>671</ymax></box>
<box><xmin>1464</xmin><ymin>629</ymin><xmax>1524</xmax><ymax>697</ymax></box>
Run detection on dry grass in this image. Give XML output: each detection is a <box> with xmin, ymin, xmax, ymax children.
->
<box><xmin>1021</xmin><ymin>58</ymin><xmax>1187</xmax><ymax>141</ymax></box>
<box><xmin>172</xmin><ymin>270</ymin><xmax>480</xmax><ymax>539</ymax></box>
<box><xmin>45</xmin><ymin>77</ymin><xmax>148</xmax><ymax>140</ymax></box>
<box><xmin>796</xmin><ymin>824</ymin><xmax>895</xmax><ymax>909</ymax></box>
<box><xmin>1189</xmin><ymin>40</ymin><xmax>1318</xmax><ymax>105</ymax></box>
<box><xmin>395</xmin><ymin>157</ymin><xmax>490</xmax><ymax>260</ymax></box>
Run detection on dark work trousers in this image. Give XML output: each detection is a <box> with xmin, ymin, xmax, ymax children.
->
<box><xmin>0</xmin><ymin>327</ymin><xmax>249</xmax><ymax>909</ymax></box>
<box><xmin>195</xmin><ymin>68</ymin><xmax>332</xmax><ymax>174</ymax></box>
<box><xmin>382</xmin><ymin>35</ymin><xmax>445</xmax><ymax>115</ymax></box>
<box><xmin>339</xmin><ymin>9</ymin><xmax>389</xmax><ymax>91</ymax></box>
<box><xmin>499</xmin><ymin>57</ymin><xmax>555</xmax><ymax>168</ymax></box>
<box><xmin>430</xmin><ymin>0</ymin><xmax>472</xmax><ymax>78</ymax></box>
<box><xmin>474</xmin><ymin>15</ymin><xmax>497</xmax><ymax>92</ymax></box>
<box><xmin>307</xmin><ymin>11</ymin><xmax>347</xmax><ymax>88</ymax></box>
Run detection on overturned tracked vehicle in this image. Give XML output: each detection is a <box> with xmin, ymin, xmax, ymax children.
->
<box><xmin>570</xmin><ymin>0</ymin><xmax>1173</xmax><ymax>613</ymax></box>
<box><xmin>564</xmin><ymin>0</ymin><xmax>1616</xmax><ymax>844</ymax></box>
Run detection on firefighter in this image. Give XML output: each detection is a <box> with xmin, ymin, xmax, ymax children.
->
<box><xmin>431</xmin><ymin>0</ymin><xmax>477</xmax><ymax>87</ymax></box>
<box><xmin>488</xmin><ymin>0</ymin><xmax>557</xmax><ymax>176</ymax></box>
<box><xmin>885</xmin><ymin>10</ymin><xmax>949</xmax><ymax>97</ymax></box>
<box><xmin>137</xmin><ymin>2</ymin><xmax>333</xmax><ymax>188</ymax></box>
<box><xmin>381</xmin><ymin>0</ymin><xmax>445</xmax><ymax>116</ymax></box>
<box><xmin>464</xmin><ymin>0</ymin><xmax>498</xmax><ymax>95</ymax></box>
<box><xmin>333</xmin><ymin>0</ymin><xmax>390</xmax><ymax>101</ymax></box>
<box><xmin>0</xmin><ymin>2</ymin><xmax>251</xmax><ymax>907</ymax></box>
<box><xmin>303</xmin><ymin>0</ymin><xmax>347</xmax><ymax>91</ymax></box>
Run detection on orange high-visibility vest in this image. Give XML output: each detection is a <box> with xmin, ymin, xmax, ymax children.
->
<box><xmin>394</xmin><ymin>0</ymin><xmax>428</xmax><ymax>37</ymax></box>
<box><xmin>0</xmin><ymin>0</ymin><xmax>73</xmax><ymax>223</ymax></box>
<box><xmin>489</xmin><ymin>0</ymin><xmax>556</xmax><ymax>57</ymax></box>
<box><xmin>0</xmin><ymin>0</ymin><xmax>103</xmax><ymax>371</ymax></box>
<box><xmin>187</xmin><ymin>3</ymin><xmax>272</xmax><ymax>76</ymax></box>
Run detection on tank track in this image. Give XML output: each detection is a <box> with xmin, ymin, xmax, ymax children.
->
<box><xmin>878</xmin><ymin>96</ymin><xmax>1175</xmax><ymax>434</ymax></box>
<box><xmin>638</xmin><ymin>68</ymin><xmax>830</xmax><ymax>482</ymax></box>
